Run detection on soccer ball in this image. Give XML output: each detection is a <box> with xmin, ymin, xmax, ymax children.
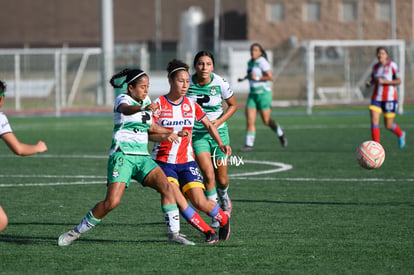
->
<box><xmin>356</xmin><ymin>140</ymin><xmax>385</xmax><ymax>169</ymax></box>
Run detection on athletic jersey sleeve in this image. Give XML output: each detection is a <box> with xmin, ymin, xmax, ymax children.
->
<box><xmin>114</xmin><ymin>94</ymin><xmax>128</xmax><ymax>111</ymax></box>
<box><xmin>0</xmin><ymin>112</ymin><xmax>12</xmax><ymax>136</ymax></box>
<box><xmin>194</xmin><ymin>102</ymin><xmax>207</xmax><ymax>122</ymax></box>
<box><xmin>391</xmin><ymin>61</ymin><xmax>400</xmax><ymax>79</ymax></box>
<box><xmin>259</xmin><ymin>56</ymin><xmax>271</xmax><ymax>72</ymax></box>
<box><xmin>217</xmin><ymin>74</ymin><xmax>234</xmax><ymax>100</ymax></box>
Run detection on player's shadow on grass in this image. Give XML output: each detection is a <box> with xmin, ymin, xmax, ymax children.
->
<box><xmin>5</xmin><ymin>221</ymin><xmax>164</xmax><ymax>227</ymax></box>
<box><xmin>0</xmin><ymin>234</ymin><xmax>165</xmax><ymax>245</ymax></box>
<box><xmin>0</xmin><ymin>221</ymin><xmax>168</xmax><ymax>245</ymax></box>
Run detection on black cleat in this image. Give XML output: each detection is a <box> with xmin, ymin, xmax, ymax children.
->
<box><xmin>205</xmin><ymin>231</ymin><xmax>219</xmax><ymax>244</ymax></box>
<box><xmin>219</xmin><ymin>212</ymin><xmax>231</xmax><ymax>240</ymax></box>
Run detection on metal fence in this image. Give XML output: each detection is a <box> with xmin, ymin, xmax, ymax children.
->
<box><xmin>0</xmin><ymin>48</ymin><xmax>102</xmax><ymax>116</ymax></box>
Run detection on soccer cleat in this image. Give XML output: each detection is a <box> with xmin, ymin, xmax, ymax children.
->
<box><xmin>279</xmin><ymin>135</ymin><xmax>288</xmax><ymax>147</ymax></box>
<box><xmin>204</xmin><ymin>231</ymin><xmax>219</xmax><ymax>244</ymax></box>
<box><xmin>58</xmin><ymin>229</ymin><xmax>81</xmax><ymax>247</ymax></box>
<box><xmin>399</xmin><ymin>131</ymin><xmax>406</xmax><ymax>149</ymax></box>
<box><xmin>240</xmin><ymin>145</ymin><xmax>253</xmax><ymax>152</ymax></box>
<box><xmin>218</xmin><ymin>212</ymin><xmax>231</xmax><ymax>241</ymax></box>
<box><xmin>220</xmin><ymin>196</ymin><xmax>232</xmax><ymax>214</ymax></box>
<box><xmin>168</xmin><ymin>232</ymin><xmax>196</xmax><ymax>245</ymax></box>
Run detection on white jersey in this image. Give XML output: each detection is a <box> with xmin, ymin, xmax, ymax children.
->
<box><xmin>0</xmin><ymin>112</ymin><xmax>12</xmax><ymax>136</ymax></box>
<box><xmin>187</xmin><ymin>72</ymin><xmax>233</xmax><ymax>132</ymax></box>
<box><xmin>247</xmin><ymin>56</ymin><xmax>272</xmax><ymax>94</ymax></box>
<box><xmin>109</xmin><ymin>94</ymin><xmax>152</xmax><ymax>156</ymax></box>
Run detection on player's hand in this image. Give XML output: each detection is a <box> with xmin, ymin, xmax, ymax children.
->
<box><xmin>36</xmin><ymin>141</ymin><xmax>48</xmax><ymax>153</ymax></box>
<box><xmin>377</xmin><ymin>78</ymin><xmax>387</xmax><ymax>84</ymax></box>
<box><xmin>219</xmin><ymin>144</ymin><xmax>232</xmax><ymax>157</ymax></box>
<box><xmin>144</xmin><ymin>103</ymin><xmax>159</xmax><ymax>112</ymax></box>
<box><xmin>177</xmin><ymin>129</ymin><xmax>190</xmax><ymax>137</ymax></box>
<box><xmin>167</xmin><ymin>133</ymin><xmax>180</xmax><ymax>143</ymax></box>
<box><xmin>211</xmin><ymin>120</ymin><xmax>220</xmax><ymax>128</ymax></box>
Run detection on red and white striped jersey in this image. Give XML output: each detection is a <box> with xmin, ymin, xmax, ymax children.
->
<box><xmin>371</xmin><ymin>61</ymin><xmax>400</xmax><ymax>101</ymax></box>
<box><xmin>151</xmin><ymin>95</ymin><xmax>206</xmax><ymax>164</ymax></box>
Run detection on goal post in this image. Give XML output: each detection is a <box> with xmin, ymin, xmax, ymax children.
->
<box><xmin>305</xmin><ymin>40</ymin><xmax>405</xmax><ymax>114</ymax></box>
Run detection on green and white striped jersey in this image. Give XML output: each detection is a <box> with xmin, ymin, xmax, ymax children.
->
<box><xmin>187</xmin><ymin>73</ymin><xmax>233</xmax><ymax>132</ymax></box>
<box><xmin>248</xmin><ymin>56</ymin><xmax>272</xmax><ymax>94</ymax></box>
<box><xmin>109</xmin><ymin>93</ymin><xmax>152</xmax><ymax>156</ymax></box>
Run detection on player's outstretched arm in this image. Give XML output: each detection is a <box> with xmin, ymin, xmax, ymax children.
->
<box><xmin>1</xmin><ymin>132</ymin><xmax>47</xmax><ymax>156</ymax></box>
<box><xmin>148</xmin><ymin>123</ymin><xmax>180</xmax><ymax>143</ymax></box>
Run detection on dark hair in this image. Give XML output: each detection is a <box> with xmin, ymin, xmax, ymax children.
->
<box><xmin>109</xmin><ymin>68</ymin><xmax>147</xmax><ymax>89</ymax></box>
<box><xmin>166</xmin><ymin>59</ymin><xmax>189</xmax><ymax>79</ymax></box>
<box><xmin>376</xmin><ymin>46</ymin><xmax>389</xmax><ymax>55</ymax></box>
<box><xmin>251</xmin><ymin>42</ymin><xmax>268</xmax><ymax>60</ymax></box>
<box><xmin>0</xmin><ymin>80</ymin><xmax>6</xmax><ymax>94</ymax></box>
<box><xmin>193</xmin><ymin>50</ymin><xmax>215</xmax><ymax>68</ymax></box>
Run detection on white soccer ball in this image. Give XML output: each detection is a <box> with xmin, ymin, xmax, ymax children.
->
<box><xmin>356</xmin><ymin>140</ymin><xmax>385</xmax><ymax>169</ymax></box>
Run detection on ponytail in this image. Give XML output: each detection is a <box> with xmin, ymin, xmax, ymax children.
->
<box><xmin>109</xmin><ymin>69</ymin><xmax>130</xmax><ymax>88</ymax></box>
<box><xmin>109</xmin><ymin>69</ymin><xmax>147</xmax><ymax>89</ymax></box>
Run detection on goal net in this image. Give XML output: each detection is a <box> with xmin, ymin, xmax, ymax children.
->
<box><xmin>304</xmin><ymin>40</ymin><xmax>405</xmax><ymax>114</ymax></box>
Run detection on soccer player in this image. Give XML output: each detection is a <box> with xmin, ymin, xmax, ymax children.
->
<box><xmin>239</xmin><ymin>42</ymin><xmax>287</xmax><ymax>152</ymax></box>
<box><xmin>366</xmin><ymin>46</ymin><xmax>406</xmax><ymax>148</ymax></box>
<box><xmin>0</xmin><ymin>80</ymin><xmax>48</xmax><ymax>233</ymax></box>
<box><xmin>150</xmin><ymin>59</ymin><xmax>231</xmax><ymax>243</ymax></box>
<box><xmin>187</xmin><ymin>51</ymin><xmax>237</xmax><ymax>229</ymax></box>
<box><xmin>58</xmin><ymin>69</ymin><xmax>195</xmax><ymax>246</ymax></box>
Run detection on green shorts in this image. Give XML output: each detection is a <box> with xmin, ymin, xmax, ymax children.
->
<box><xmin>246</xmin><ymin>92</ymin><xmax>272</xmax><ymax>111</ymax></box>
<box><xmin>107</xmin><ymin>151</ymin><xmax>158</xmax><ymax>187</ymax></box>
<box><xmin>192</xmin><ymin>128</ymin><xmax>230</xmax><ymax>159</ymax></box>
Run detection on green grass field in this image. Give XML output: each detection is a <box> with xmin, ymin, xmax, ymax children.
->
<box><xmin>0</xmin><ymin>107</ymin><xmax>413</xmax><ymax>274</ymax></box>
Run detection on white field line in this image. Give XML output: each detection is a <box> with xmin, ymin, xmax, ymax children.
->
<box><xmin>1</xmin><ymin>157</ymin><xmax>413</xmax><ymax>187</ymax></box>
<box><xmin>0</xmin><ymin>181</ymin><xmax>104</xmax><ymax>187</ymax></box>
<box><xmin>0</xmin><ymin>175</ymin><xmax>105</xmax><ymax>179</ymax></box>
<box><xmin>230</xmin><ymin>177</ymin><xmax>414</xmax><ymax>182</ymax></box>
<box><xmin>1</xmin><ymin>177</ymin><xmax>413</xmax><ymax>188</ymax></box>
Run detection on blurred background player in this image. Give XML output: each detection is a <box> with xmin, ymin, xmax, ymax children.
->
<box><xmin>187</xmin><ymin>51</ymin><xmax>237</xmax><ymax>229</ymax></box>
<box><xmin>58</xmin><ymin>69</ymin><xmax>195</xmax><ymax>246</ymax></box>
<box><xmin>239</xmin><ymin>42</ymin><xmax>287</xmax><ymax>152</ymax></box>
<box><xmin>150</xmin><ymin>59</ymin><xmax>231</xmax><ymax>243</ymax></box>
<box><xmin>0</xmin><ymin>80</ymin><xmax>48</xmax><ymax>233</ymax></box>
<box><xmin>366</xmin><ymin>46</ymin><xmax>406</xmax><ymax>149</ymax></box>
